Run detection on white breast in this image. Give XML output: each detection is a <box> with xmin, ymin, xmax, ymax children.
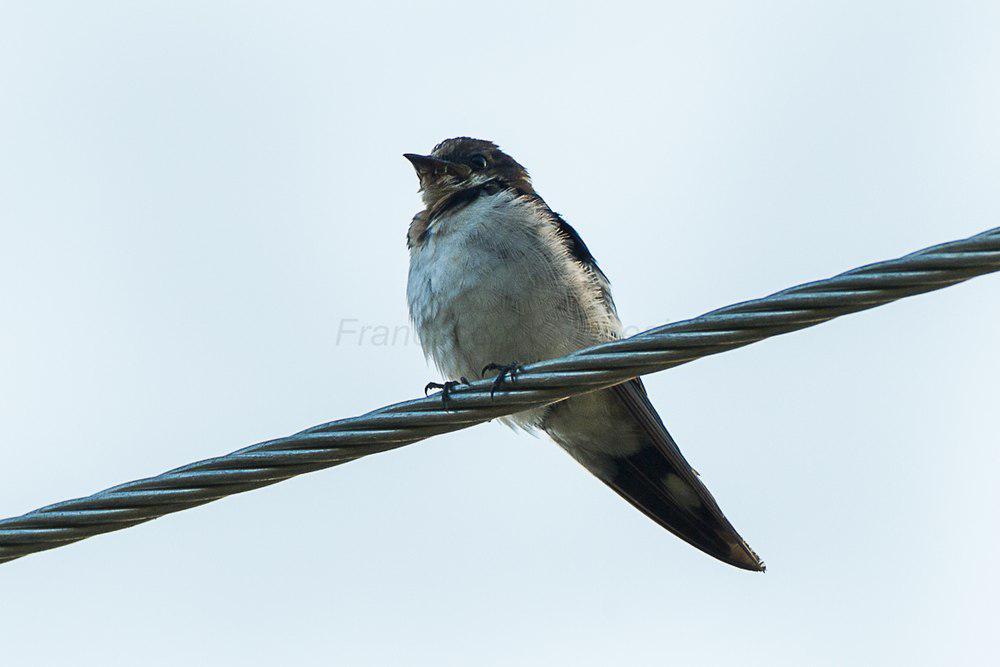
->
<box><xmin>407</xmin><ymin>190</ymin><xmax>621</xmax><ymax>426</ymax></box>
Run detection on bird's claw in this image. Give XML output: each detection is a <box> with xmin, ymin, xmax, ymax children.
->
<box><xmin>424</xmin><ymin>377</ymin><xmax>470</xmax><ymax>408</ymax></box>
<box><xmin>481</xmin><ymin>361</ymin><xmax>524</xmax><ymax>399</ymax></box>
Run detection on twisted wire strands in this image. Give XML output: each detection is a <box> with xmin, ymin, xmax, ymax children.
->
<box><xmin>1</xmin><ymin>227</ymin><xmax>998</xmax><ymax>564</ymax></box>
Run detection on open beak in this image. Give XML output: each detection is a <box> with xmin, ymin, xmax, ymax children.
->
<box><xmin>403</xmin><ymin>153</ymin><xmax>472</xmax><ymax>179</ymax></box>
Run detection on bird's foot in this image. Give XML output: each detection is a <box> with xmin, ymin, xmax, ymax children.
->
<box><xmin>424</xmin><ymin>377</ymin><xmax>470</xmax><ymax>408</ymax></box>
<box><xmin>481</xmin><ymin>361</ymin><xmax>525</xmax><ymax>399</ymax></box>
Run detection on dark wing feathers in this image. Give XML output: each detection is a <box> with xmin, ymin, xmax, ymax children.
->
<box><xmin>535</xmin><ymin>197</ymin><xmax>760</xmax><ymax>569</ymax></box>
<box><xmin>538</xmin><ymin>204</ymin><xmax>617</xmax><ymax>315</ymax></box>
<box><xmin>609</xmin><ymin>379</ymin><xmax>765</xmax><ymax>570</ymax></box>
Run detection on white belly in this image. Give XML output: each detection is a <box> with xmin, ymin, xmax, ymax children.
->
<box><xmin>406</xmin><ymin>191</ymin><xmax>620</xmax><ymax>425</ymax></box>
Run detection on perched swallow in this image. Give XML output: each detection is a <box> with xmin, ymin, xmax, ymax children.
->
<box><xmin>404</xmin><ymin>138</ymin><xmax>764</xmax><ymax>571</ymax></box>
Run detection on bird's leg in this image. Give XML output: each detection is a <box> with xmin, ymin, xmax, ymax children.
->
<box><xmin>424</xmin><ymin>377</ymin><xmax>470</xmax><ymax>408</ymax></box>
<box><xmin>480</xmin><ymin>361</ymin><xmax>525</xmax><ymax>399</ymax></box>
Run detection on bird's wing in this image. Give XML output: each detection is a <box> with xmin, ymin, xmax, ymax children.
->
<box><xmin>546</xmin><ymin>379</ymin><xmax>764</xmax><ymax>571</ymax></box>
<box><xmin>537</xmin><ymin>202</ymin><xmax>618</xmax><ymax>316</ymax></box>
<box><xmin>613</xmin><ymin>379</ymin><xmax>763</xmax><ymax>570</ymax></box>
<box><xmin>534</xmin><ymin>203</ymin><xmax>759</xmax><ymax>568</ymax></box>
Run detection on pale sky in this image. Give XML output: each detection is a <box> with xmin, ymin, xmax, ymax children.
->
<box><xmin>1</xmin><ymin>2</ymin><xmax>998</xmax><ymax>665</ymax></box>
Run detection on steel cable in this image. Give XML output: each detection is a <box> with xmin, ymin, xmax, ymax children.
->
<box><xmin>1</xmin><ymin>227</ymin><xmax>997</xmax><ymax>563</ymax></box>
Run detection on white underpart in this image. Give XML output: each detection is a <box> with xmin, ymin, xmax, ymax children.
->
<box><xmin>407</xmin><ymin>190</ymin><xmax>621</xmax><ymax>430</ymax></box>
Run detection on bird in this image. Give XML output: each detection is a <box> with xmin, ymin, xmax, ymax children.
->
<box><xmin>404</xmin><ymin>137</ymin><xmax>764</xmax><ymax>571</ymax></box>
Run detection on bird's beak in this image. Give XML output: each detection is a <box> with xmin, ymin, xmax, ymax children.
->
<box><xmin>403</xmin><ymin>153</ymin><xmax>472</xmax><ymax>179</ymax></box>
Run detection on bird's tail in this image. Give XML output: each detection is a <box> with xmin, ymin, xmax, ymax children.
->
<box><xmin>543</xmin><ymin>379</ymin><xmax>764</xmax><ymax>571</ymax></box>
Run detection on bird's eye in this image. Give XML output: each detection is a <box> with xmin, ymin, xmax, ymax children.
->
<box><xmin>470</xmin><ymin>155</ymin><xmax>488</xmax><ymax>170</ymax></box>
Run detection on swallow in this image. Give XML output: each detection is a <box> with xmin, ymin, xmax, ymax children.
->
<box><xmin>404</xmin><ymin>138</ymin><xmax>764</xmax><ymax>571</ymax></box>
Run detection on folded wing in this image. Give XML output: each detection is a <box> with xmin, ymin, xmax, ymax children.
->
<box><xmin>543</xmin><ymin>378</ymin><xmax>764</xmax><ymax>571</ymax></box>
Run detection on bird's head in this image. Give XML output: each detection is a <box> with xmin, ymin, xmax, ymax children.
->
<box><xmin>404</xmin><ymin>137</ymin><xmax>534</xmax><ymax>208</ymax></box>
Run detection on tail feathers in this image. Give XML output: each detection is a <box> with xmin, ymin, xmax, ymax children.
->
<box><xmin>604</xmin><ymin>429</ymin><xmax>764</xmax><ymax>571</ymax></box>
<box><xmin>544</xmin><ymin>379</ymin><xmax>764</xmax><ymax>572</ymax></box>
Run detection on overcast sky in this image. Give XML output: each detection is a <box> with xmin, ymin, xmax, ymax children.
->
<box><xmin>1</xmin><ymin>2</ymin><xmax>998</xmax><ymax>665</ymax></box>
